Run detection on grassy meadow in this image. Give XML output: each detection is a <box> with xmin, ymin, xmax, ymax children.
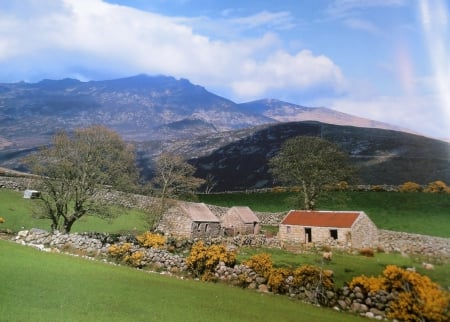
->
<box><xmin>1</xmin><ymin>187</ymin><xmax>449</xmax><ymax>320</ymax></box>
<box><xmin>197</xmin><ymin>191</ymin><xmax>450</xmax><ymax>238</ymax></box>
<box><xmin>0</xmin><ymin>240</ymin><xmax>365</xmax><ymax>322</ymax></box>
<box><xmin>0</xmin><ymin>189</ymin><xmax>149</xmax><ymax>234</ymax></box>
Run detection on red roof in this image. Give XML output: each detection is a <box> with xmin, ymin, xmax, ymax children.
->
<box><xmin>281</xmin><ymin>211</ymin><xmax>361</xmax><ymax>228</ymax></box>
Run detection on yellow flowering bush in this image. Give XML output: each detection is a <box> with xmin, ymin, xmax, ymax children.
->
<box><xmin>186</xmin><ymin>241</ymin><xmax>236</xmax><ymax>280</ymax></box>
<box><xmin>267</xmin><ymin>267</ymin><xmax>292</xmax><ymax>294</ymax></box>
<box><xmin>124</xmin><ymin>251</ymin><xmax>145</xmax><ymax>268</ymax></box>
<box><xmin>107</xmin><ymin>243</ymin><xmax>132</xmax><ymax>259</ymax></box>
<box><xmin>349</xmin><ymin>265</ymin><xmax>450</xmax><ymax>322</ymax></box>
<box><xmin>0</xmin><ymin>217</ymin><xmax>5</xmax><ymax>224</ymax></box>
<box><xmin>349</xmin><ymin>275</ymin><xmax>385</xmax><ymax>294</ymax></box>
<box><xmin>424</xmin><ymin>180</ymin><xmax>450</xmax><ymax>194</ymax></box>
<box><xmin>136</xmin><ymin>231</ymin><xmax>166</xmax><ymax>248</ymax></box>
<box><xmin>399</xmin><ymin>181</ymin><xmax>422</xmax><ymax>193</ymax></box>
<box><xmin>244</xmin><ymin>253</ymin><xmax>273</xmax><ymax>279</ymax></box>
<box><xmin>293</xmin><ymin>265</ymin><xmax>334</xmax><ymax>290</ymax></box>
<box><xmin>383</xmin><ymin>265</ymin><xmax>450</xmax><ymax>322</ymax></box>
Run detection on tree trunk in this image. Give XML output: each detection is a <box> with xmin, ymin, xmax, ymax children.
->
<box><xmin>63</xmin><ymin>218</ymin><xmax>76</xmax><ymax>234</ymax></box>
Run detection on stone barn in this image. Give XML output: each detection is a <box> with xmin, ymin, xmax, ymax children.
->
<box><xmin>278</xmin><ymin>210</ymin><xmax>378</xmax><ymax>248</ymax></box>
<box><xmin>157</xmin><ymin>202</ymin><xmax>221</xmax><ymax>239</ymax></box>
<box><xmin>221</xmin><ymin>206</ymin><xmax>260</xmax><ymax>236</ymax></box>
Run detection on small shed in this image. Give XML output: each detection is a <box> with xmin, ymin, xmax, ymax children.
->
<box><xmin>157</xmin><ymin>202</ymin><xmax>221</xmax><ymax>239</ymax></box>
<box><xmin>278</xmin><ymin>210</ymin><xmax>378</xmax><ymax>248</ymax></box>
<box><xmin>23</xmin><ymin>189</ymin><xmax>40</xmax><ymax>199</ymax></box>
<box><xmin>221</xmin><ymin>206</ymin><xmax>260</xmax><ymax>236</ymax></box>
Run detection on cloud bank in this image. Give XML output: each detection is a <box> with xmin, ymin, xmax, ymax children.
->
<box><xmin>0</xmin><ymin>0</ymin><xmax>346</xmax><ymax>101</ymax></box>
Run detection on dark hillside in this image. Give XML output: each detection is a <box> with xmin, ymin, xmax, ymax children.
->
<box><xmin>190</xmin><ymin>122</ymin><xmax>450</xmax><ymax>191</ymax></box>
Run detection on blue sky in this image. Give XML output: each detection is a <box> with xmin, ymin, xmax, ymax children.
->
<box><xmin>0</xmin><ymin>0</ymin><xmax>449</xmax><ymax>139</ymax></box>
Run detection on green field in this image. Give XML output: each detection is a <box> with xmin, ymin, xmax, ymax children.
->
<box><xmin>0</xmin><ymin>189</ymin><xmax>149</xmax><ymax>233</ymax></box>
<box><xmin>0</xmin><ymin>240</ymin><xmax>365</xmax><ymax>322</ymax></box>
<box><xmin>197</xmin><ymin>191</ymin><xmax>450</xmax><ymax>238</ymax></box>
<box><xmin>237</xmin><ymin>247</ymin><xmax>450</xmax><ymax>289</ymax></box>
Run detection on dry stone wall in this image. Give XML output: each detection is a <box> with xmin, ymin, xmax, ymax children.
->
<box><xmin>378</xmin><ymin>229</ymin><xmax>450</xmax><ymax>259</ymax></box>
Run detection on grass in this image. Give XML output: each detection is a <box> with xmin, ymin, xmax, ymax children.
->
<box><xmin>0</xmin><ymin>240</ymin><xmax>366</xmax><ymax>322</ymax></box>
<box><xmin>197</xmin><ymin>191</ymin><xmax>450</xmax><ymax>238</ymax></box>
<box><xmin>0</xmin><ymin>189</ymin><xmax>149</xmax><ymax>233</ymax></box>
<box><xmin>237</xmin><ymin>247</ymin><xmax>450</xmax><ymax>289</ymax></box>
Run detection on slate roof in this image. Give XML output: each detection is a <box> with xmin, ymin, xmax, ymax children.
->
<box><xmin>179</xmin><ymin>202</ymin><xmax>220</xmax><ymax>222</ymax></box>
<box><xmin>228</xmin><ymin>206</ymin><xmax>260</xmax><ymax>223</ymax></box>
<box><xmin>281</xmin><ymin>210</ymin><xmax>361</xmax><ymax>228</ymax></box>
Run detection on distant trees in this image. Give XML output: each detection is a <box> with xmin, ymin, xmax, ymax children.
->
<box><xmin>269</xmin><ymin>136</ymin><xmax>356</xmax><ymax>210</ymax></box>
<box><xmin>26</xmin><ymin>126</ymin><xmax>138</xmax><ymax>233</ymax></box>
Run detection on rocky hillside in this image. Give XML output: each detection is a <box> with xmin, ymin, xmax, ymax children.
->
<box><xmin>189</xmin><ymin>122</ymin><xmax>450</xmax><ymax>191</ymax></box>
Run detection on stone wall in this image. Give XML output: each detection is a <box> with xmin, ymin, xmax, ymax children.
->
<box><xmin>378</xmin><ymin>229</ymin><xmax>450</xmax><ymax>259</ymax></box>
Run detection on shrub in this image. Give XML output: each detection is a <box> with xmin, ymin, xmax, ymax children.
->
<box><xmin>293</xmin><ymin>265</ymin><xmax>334</xmax><ymax>305</ymax></box>
<box><xmin>186</xmin><ymin>241</ymin><xmax>236</xmax><ymax>280</ymax></box>
<box><xmin>244</xmin><ymin>253</ymin><xmax>273</xmax><ymax>279</ymax></box>
<box><xmin>124</xmin><ymin>251</ymin><xmax>145</xmax><ymax>268</ymax></box>
<box><xmin>336</xmin><ymin>181</ymin><xmax>349</xmax><ymax>191</ymax></box>
<box><xmin>359</xmin><ymin>248</ymin><xmax>375</xmax><ymax>257</ymax></box>
<box><xmin>108</xmin><ymin>243</ymin><xmax>132</xmax><ymax>260</ymax></box>
<box><xmin>424</xmin><ymin>180</ymin><xmax>450</xmax><ymax>194</ymax></box>
<box><xmin>136</xmin><ymin>231</ymin><xmax>166</xmax><ymax>248</ymax></box>
<box><xmin>0</xmin><ymin>217</ymin><xmax>5</xmax><ymax>224</ymax></box>
<box><xmin>399</xmin><ymin>181</ymin><xmax>422</xmax><ymax>193</ymax></box>
<box><xmin>349</xmin><ymin>275</ymin><xmax>385</xmax><ymax>294</ymax></box>
<box><xmin>349</xmin><ymin>265</ymin><xmax>450</xmax><ymax>322</ymax></box>
<box><xmin>271</xmin><ymin>186</ymin><xmax>286</xmax><ymax>193</ymax></box>
<box><xmin>267</xmin><ymin>267</ymin><xmax>292</xmax><ymax>294</ymax></box>
<box><xmin>293</xmin><ymin>265</ymin><xmax>334</xmax><ymax>290</ymax></box>
<box><xmin>371</xmin><ymin>185</ymin><xmax>386</xmax><ymax>192</ymax></box>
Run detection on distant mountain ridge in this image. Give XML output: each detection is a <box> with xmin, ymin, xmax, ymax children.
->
<box><xmin>0</xmin><ymin>74</ymin><xmax>413</xmax><ymax>146</ymax></box>
<box><xmin>0</xmin><ymin>74</ymin><xmax>448</xmax><ymax>188</ymax></box>
<box><xmin>239</xmin><ymin>99</ymin><xmax>414</xmax><ymax>134</ymax></box>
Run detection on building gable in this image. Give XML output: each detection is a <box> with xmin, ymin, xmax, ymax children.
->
<box><xmin>229</xmin><ymin>206</ymin><xmax>260</xmax><ymax>224</ymax></box>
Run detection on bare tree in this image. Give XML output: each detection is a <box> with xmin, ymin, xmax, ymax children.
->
<box><xmin>269</xmin><ymin>136</ymin><xmax>356</xmax><ymax>210</ymax></box>
<box><xmin>150</xmin><ymin>153</ymin><xmax>204</xmax><ymax>229</ymax></box>
<box><xmin>26</xmin><ymin>126</ymin><xmax>138</xmax><ymax>233</ymax></box>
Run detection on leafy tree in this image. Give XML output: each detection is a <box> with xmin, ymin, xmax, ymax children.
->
<box><xmin>269</xmin><ymin>136</ymin><xmax>355</xmax><ymax>210</ymax></box>
<box><xmin>26</xmin><ymin>126</ymin><xmax>138</xmax><ymax>233</ymax></box>
<box><xmin>149</xmin><ymin>153</ymin><xmax>204</xmax><ymax>229</ymax></box>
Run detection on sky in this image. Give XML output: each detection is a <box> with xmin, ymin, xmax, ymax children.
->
<box><xmin>0</xmin><ymin>0</ymin><xmax>449</xmax><ymax>140</ymax></box>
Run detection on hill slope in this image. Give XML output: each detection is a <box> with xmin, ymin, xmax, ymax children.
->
<box><xmin>189</xmin><ymin>122</ymin><xmax>450</xmax><ymax>191</ymax></box>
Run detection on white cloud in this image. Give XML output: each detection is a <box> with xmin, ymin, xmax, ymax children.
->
<box><xmin>231</xmin><ymin>50</ymin><xmax>346</xmax><ymax>100</ymax></box>
<box><xmin>316</xmin><ymin>93</ymin><xmax>449</xmax><ymax>140</ymax></box>
<box><xmin>0</xmin><ymin>0</ymin><xmax>346</xmax><ymax>101</ymax></box>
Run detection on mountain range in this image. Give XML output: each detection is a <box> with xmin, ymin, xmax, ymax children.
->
<box><xmin>0</xmin><ymin>74</ymin><xmax>448</xmax><ymax>190</ymax></box>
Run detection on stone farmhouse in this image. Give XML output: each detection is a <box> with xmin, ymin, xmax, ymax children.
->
<box><xmin>221</xmin><ymin>206</ymin><xmax>261</xmax><ymax>236</ymax></box>
<box><xmin>278</xmin><ymin>210</ymin><xmax>378</xmax><ymax>249</ymax></box>
<box><xmin>157</xmin><ymin>202</ymin><xmax>221</xmax><ymax>239</ymax></box>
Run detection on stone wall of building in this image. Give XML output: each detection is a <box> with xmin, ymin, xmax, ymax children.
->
<box><xmin>351</xmin><ymin>213</ymin><xmax>378</xmax><ymax>249</ymax></box>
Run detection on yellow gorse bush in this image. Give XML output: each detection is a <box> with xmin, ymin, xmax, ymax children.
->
<box><xmin>267</xmin><ymin>267</ymin><xmax>292</xmax><ymax>294</ymax></box>
<box><xmin>0</xmin><ymin>217</ymin><xmax>5</xmax><ymax>224</ymax></box>
<box><xmin>399</xmin><ymin>181</ymin><xmax>422</xmax><ymax>193</ymax></box>
<box><xmin>424</xmin><ymin>180</ymin><xmax>450</xmax><ymax>194</ymax></box>
<box><xmin>107</xmin><ymin>243</ymin><xmax>132</xmax><ymax>259</ymax></box>
<box><xmin>293</xmin><ymin>265</ymin><xmax>334</xmax><ymax>290</ymax></box>
<box><xmin>136</xmin><ymin>231</ymin><xmax>166</xmax><ymax>248</ymax></box>
<box><xmin>349</xmin><ymin>265</ymin><xmax>450</xmax><ymax>322</ymax></box>
<box><xmin>244</xmin><ymin>253</ymin><xmax>273</xmax><ymax>279</ymax></box>
<box><xmin>349</xmin><ymin>275</ymin><xmax>385</xmax><ymax>294</ymax></box>
<box><xmin>186</xmin><ymin>241</ymin><xmax>236</xmax><ymax>280</ymax></box>
<box><xmin>124</xmin><ymin>251</ymin><xmax>145</xmax><ymax>268</ymax></box>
